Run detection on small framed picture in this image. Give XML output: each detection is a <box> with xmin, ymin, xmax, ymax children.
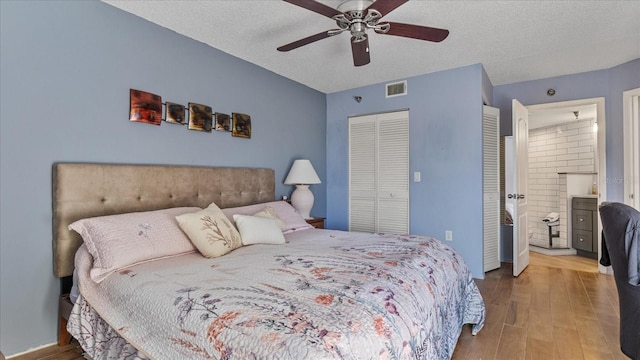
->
<box><xmin>215</xmin><ymin>113</ymin><xmax>231</xmax><ymax>132</ymax></box>
<box><xmin>232</xmin><ymin>113</ymin><xmax>251</xmax><ymax>139</ymax></box>
<box><xmin>129</xmin><ymin>89</ymin><xmax>162</xmax><ymax>125</ymax></box>
<box><xmin>165</xmin><ymin>102</ymin><xmax>186</xmax><ymax>125</ymax></box>
<box><xmin>188</xmin><ymin>103</ymin><xmax>213</xmax><ymax>132</ymax></box>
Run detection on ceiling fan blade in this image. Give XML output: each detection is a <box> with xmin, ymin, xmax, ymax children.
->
<box><xmin>277</xmin><ymin>31</ymin><xmax>334</xmax><ymax>52</ymax></box>
<box><xmin>351</xmin><ymin>37</ymin><xmax>370</xmax><ymax>67</ymax></box>
<box><xmin>365</xmin><ymin>0</ymin><xmax>408</xmax><ymax>17</ymax></box>
<box><xmin>282</xmin><ymin>0</ymin><xmax>342</xmax><ymax>19</ymax></box>
<box><xmin>382</xmin><ymin>22</ymin><xmax>449</xmax><ymax>42</ymax></box>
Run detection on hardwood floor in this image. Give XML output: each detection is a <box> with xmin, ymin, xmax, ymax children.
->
<box><xmin>10</xmin><ymin>253</ymin><xmax>623</xmax><ymax>360</ymax></box>
<box><xmin>452</xmin><ymin>253</ymin><xmax>626</xmax><ymax>360</ymax></box>
<box><xmin>529</xmin><ymin>251</ymin><xmax>600</xmax><ymax>273</ymax></box>
<box><xmin>8</xmin><ymin>342</ymin><xmax>83</xmax><ymax>360</ymax></box>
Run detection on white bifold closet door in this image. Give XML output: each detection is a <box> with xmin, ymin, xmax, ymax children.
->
<box><xmin>483</xmin><ymin>106</ymin><xmax>501</xmax><ymax>272</ymax></box>
<box><xmin>349</xmin><ymin>110</ymin><xmax>409</xmax><ymax>234</ymax></box>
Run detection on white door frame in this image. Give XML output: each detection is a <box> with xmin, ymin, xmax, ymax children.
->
<box><xmin>623</xmin><ymin>88</ymin><xmax>640</xmax><ymax>209</ymax></box>
<box><xmin>526</xmin><ymin>97</ymin><xmax>607</xmax><ymax>274</ymax></box>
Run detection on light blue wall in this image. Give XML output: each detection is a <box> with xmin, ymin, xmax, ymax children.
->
<box><xmin>326</xmin><ymin>64</ymin><xmax>486</xmax><ymax>279</ymax></box>
<box><xmin>493</xmin><ymin>58</ymin><xmax>640</xmax><ymax>261</ymax></box>
<box><xmin>0</xmin><ymin>1</ymin><xmax>326</xmax><ymax>355</ymax></box>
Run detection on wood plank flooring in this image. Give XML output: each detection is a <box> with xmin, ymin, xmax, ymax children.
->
<box><xmin>10</xmin><ymin>253</ymin><xmax>623</xmax><ymax>360</ymax></box>
<box><xmin>452</xmin><ymin>253</ymin><xmax>626</xmax><ymax>360</ymax></box>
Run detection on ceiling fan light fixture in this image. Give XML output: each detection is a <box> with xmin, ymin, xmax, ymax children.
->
<box><xmin>337</xmin><ymin>0</ymin><xmax>375</xmax><ymax>13</ymax></box>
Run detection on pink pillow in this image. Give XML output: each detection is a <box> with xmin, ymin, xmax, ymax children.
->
<box><xmin>222</xmin><ymin>201</ymin><xmax>312</xmax><ymax>234</ymax></box>
<box><xmin>69</xmin><ymin>207</ymin><xmax>200</xmax><ymax>283</ymax></box>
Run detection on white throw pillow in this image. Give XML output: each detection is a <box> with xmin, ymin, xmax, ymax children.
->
<box><xmin>233</xmin><ymin>214</ymin><xmax>286</xmax><ymax>245</ymax></box>
<box><xmin>222</xmin><ymin>201</ymin><xmax>313</xmax><ymax>234</ymax></box>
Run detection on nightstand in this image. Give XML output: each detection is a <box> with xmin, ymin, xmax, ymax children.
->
<box><xmin>59</xmin><ymin>293</ymin><xmax>73</xmax><ymax>345</ymax></box>
<box><xmin>306</xmin><ymin>217</ymin><xmax>325</xmax><ymax>229</ymax></box>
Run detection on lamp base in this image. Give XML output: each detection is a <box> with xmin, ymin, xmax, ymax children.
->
<box><xmin>290</xmin><ymin>184</ymin><xmax>314</xmax><ymax>219</ymax></box>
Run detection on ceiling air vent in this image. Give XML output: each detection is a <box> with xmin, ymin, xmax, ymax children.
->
<box><xmin>386</xmin><ymin>80</ymin><xmax>407</xmax><ymax>98</ymax></box>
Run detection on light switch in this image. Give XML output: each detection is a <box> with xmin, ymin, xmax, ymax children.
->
<box><xmin>413</xmin><ymin>171</ymin><xmax>421</xmax><ymax>182</ymax></box>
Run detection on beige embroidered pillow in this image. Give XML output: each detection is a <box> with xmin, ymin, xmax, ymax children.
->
<box><xmin>176</xmin><ymin>202</ymin><xmax>242</xmax><ymax>258</ymax></box>
<box><xmin>252</xmin><ymin>206</ymin><xmax>286</xmax><ymax>231</ymax></box>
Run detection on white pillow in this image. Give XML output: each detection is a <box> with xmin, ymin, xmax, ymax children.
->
<box><xmin>233</xmin><ymin>214</ymin><xmax>286</xmax><ymax>245</ymax></box>
<box><xmin>69</xmin><ymin>207</ymin><xmax>200</xmax><ymax>283</ymax></box>
<box><xmin>223</xmin><ymin>201</ymin><xmax>312</xmax><ymax>234</ymax></box>
<box><xmin>176</xmin><ymin>203</ymin><xmax>243</xmax><ymax>258</ymax></box>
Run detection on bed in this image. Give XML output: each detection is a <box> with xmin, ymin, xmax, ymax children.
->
<box><xmin>53</xmin><ymin>163</ymin><xmax>485</xmax><ymax>359</ymax></box>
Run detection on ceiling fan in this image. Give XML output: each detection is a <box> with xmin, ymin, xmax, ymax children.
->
<box><xmin>277</xmin><ymin>0</ymin><xmax>449</xmax><ymax>67</ymax></box>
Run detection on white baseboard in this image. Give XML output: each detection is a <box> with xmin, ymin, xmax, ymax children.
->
<box><xmin>6</xmin><ymin>342</ymin><xmax>56</xmax><ymax>359</ymax></box>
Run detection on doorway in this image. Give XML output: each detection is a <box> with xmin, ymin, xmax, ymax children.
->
<box><xmin>508</xmin><ymin>97</ymin><xmax>606</xmax><ymax>275</ymax></box>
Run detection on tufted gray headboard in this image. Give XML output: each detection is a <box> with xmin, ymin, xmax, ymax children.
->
<box><xmin>52</xmin><ymin>163</ymin><xmax>275</xmax><ymax>278</ymax></box>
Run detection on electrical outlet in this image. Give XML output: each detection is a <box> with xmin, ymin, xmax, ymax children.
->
<box><xmin>445</xmin><ymin>230</ymin><xmax>453</xmax><ymax>241</ymax></box>
<box><xmin>413</xmin><ymin>171</ymin><xmax>421</xmax><ymax>182</ymax></box>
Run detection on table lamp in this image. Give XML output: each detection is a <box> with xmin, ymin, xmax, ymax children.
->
<box><xmin>284</xmin><ymin>159</ymin><xmax>321</xmax><ymax>219</ymax></box>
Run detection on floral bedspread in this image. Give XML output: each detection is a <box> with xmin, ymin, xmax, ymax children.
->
<box><xmin>69</xmin><ymin>229</ymin><xmax>485</xmax><ymax>359</ymax></box>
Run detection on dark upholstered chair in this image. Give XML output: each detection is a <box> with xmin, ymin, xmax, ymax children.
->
<box><xmin>599</xmin><ymin>202</ymin><xmax>640</xmax><ymax>360</ymax></box>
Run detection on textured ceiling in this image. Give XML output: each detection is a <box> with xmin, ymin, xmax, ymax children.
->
<box><xmin>103</xmin><ymin>0</ymin><xmax>640</xmax><ymax>94</ymax></box>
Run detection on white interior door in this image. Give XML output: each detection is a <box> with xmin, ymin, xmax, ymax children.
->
<box><xmin>376</xmin><ymin>111</ymin><xmax>409</xmax><ymax>234</ymax></box>
<box><xmin>512</xmin><ymin>99</ymin><xmax>530</xmax><ymax>276</ymax></box>
<box><xmin>349</xmin><ymin>115</ymin><xmax>376</xmax><ymax>232</ymax></box>
<box><xmin>624</xmin><ymin>88</ymin><xmax>640</xmax><ymax>210</ymax></box>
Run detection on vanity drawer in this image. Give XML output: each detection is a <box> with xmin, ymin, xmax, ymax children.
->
<box><xmin>572</xmin><ymin>229</ymin><xmax>593</xmax><ymax>252</ymax></box>
<box><xmin>573</xmin><ymin>210</ymin><xmax>593</xmax><ymax>231</ymax></box>
<box><xmin>572</xmin><ymin>197</ymin><xmax>597</xmax><ymax>211</ymax></box>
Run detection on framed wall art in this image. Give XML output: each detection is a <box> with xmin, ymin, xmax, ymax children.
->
<box><xmin>165</xmin><ymin>102</ymin><xmax>186</xmax><ymax>125</ymax></box>
<box><xmin>188</xmin><ymin>102</ymin><xmax>213</xmax><ymax>132</ymax></box>
<box><xmin>215</xmin><ymin>113</ymin><xmax>231</xmax><ymax>132</ymax></box>
<box><xmin>129</xmin><ymin>89</ymin><xmax>162</xmax><ymax>125</ymax></box>
<box><xmin>232</xmin><ymin>113</ymin><xmax>251</xmax><ymax>139</ymax></box>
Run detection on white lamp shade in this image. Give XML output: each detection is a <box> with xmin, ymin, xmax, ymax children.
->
<box><xmin>284</xmin><ymin>159</ymin><xmax>321</xmax><ymax>185</ymax></box>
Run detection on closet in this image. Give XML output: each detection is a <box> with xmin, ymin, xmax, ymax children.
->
<box><xmin>348</xmin><ymin>110</ymin><xmax>409</xmax><ymax>234</ymax></box>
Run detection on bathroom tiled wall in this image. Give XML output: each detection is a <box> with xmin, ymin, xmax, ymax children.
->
<box><xmin>528</xmin><ymin>119</ymin><xmax>596</xmax><ymax>248</ymax></box>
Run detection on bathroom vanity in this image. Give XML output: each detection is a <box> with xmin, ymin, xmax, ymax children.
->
<box><xmin>571</xmin><ymin>196</ymin><xmax>599</xmax><ymax>258</ymax></box>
